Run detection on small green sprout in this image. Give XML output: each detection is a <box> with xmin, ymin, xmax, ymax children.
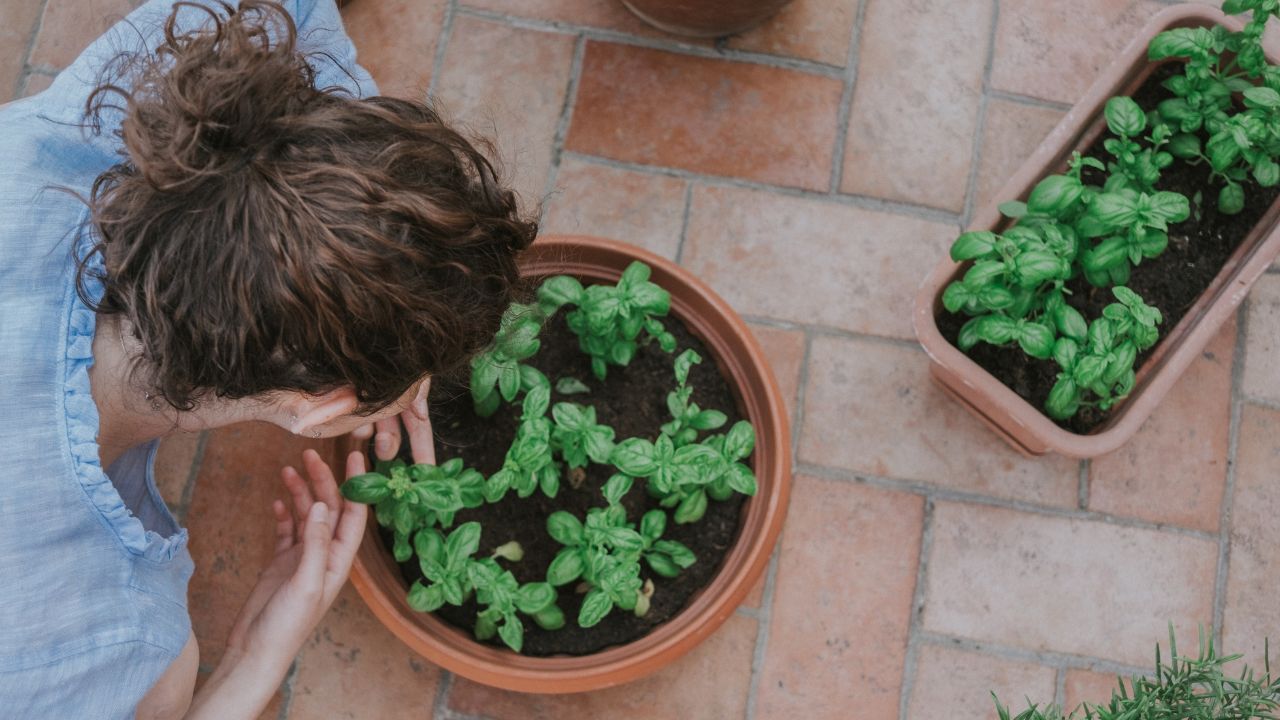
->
<box><xmin>341</xmin><ymin>457</ymin><xmax>486</xmax><ymax>561</ymax></box>
<box><xmin>660</xmin><ymin>350</ymin><xmax>728</xmax><ymax>447</ymax></box>
<box><xmin>537</xmin><ymin>262</ymin><xmax>677</xmax><ymax>380</ymax></box>
<box><xmin>550</xmin><ymin>402</ymin><xmax>616</xmax><ymax>470</ymax></box>
<box><xmin>544</xmin><ymin>502</ymin><xmax>649</xmax><ymax>628</ymax></box>
<box><xmin>555</xmin><ymin>377</ymin><xmax>591</xmax><ymax>395</ymax></box>
<box><xmin>485</xmin><ymin>385</ymin><xmax>560</xmax><ymax>502</ymax></box>
<box><xmin>470</xmin><ymin>303</ymin><xmax>550</xmax><ymax>417</ymax></box>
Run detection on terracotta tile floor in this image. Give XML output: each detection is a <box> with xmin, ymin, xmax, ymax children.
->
<box><xmin>8</xmin><ymin>0</ymin><xmax>1280</xmax><ymax>717</ymax></box>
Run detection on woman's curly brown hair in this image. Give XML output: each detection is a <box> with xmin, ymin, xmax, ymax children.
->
<box><xmin>79</xmin><ymin>0</ymin><xmax>535</xmax><ymax>412</ymax></box>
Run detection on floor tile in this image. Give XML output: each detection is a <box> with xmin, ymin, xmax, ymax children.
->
<box><xmin>1223</xmin><ymin>403</ymin><xmax>1280</xmax><ymax>664</ymax></box>
<box><xmin>565</xmin><ymin>42</ymin><xmax>842</xmax><ymax>191</ymax></box>
<box><xmin>841</xmin><ymin>0</ymin><xmax>994</xmax><ymax>212</ymax></box>
<box><xmin>799</xmin><ymin>336</ymin><xmax>1080</xmax><ymax>507</ymax></box>
<box><xmin>342</xmin><ymin>0</ymin><xmax>448</xmax><ymax>100</ymax></box>
<box><xmin>541</xmin><ymin>157</ymin><xmax>688</xmax><ymax>259</ymax></box>
<box><xmin>185</xmin><ymin>423</ymin><xmax>329</xmax><ymax>669</ymax></box>
<box><xmin>728</xmin><ymin>0</ymin><xmax>859</xmax><ymax>67</ymax></box>
<box><xmin>971</xmin><ymin>98</ymin><xmax>1065</xmax><ymax>216</ymax></box>
<box><xmin>288</xmin><ymin>585</ymin><xmax>443</xmax><ymax>720</ymax></box>
<box><xmin>746</xmin><ymin>322</ymin><xmax>806</xmax><ymax>424</ymax></box>
<box><xmin>0</xmin><ymin>0</ymin><xmax>43</xmax><ymax>100</ymax></box>
<box><xmin>680</xmin><ymin>185</ymin><xmax>956</xmax><ymax>340</ymax></box>
<box><xmin>756</xmin><ymin>476</ymin><xmax>922</xmax><ymax>720</ymax></box>
<box><xmin>924</xmin><ymin>502</ymin><xmax>1218</xmax><ymax>667</ymax></box>
<box><xmin>990</xmin><ymin>0</ymin><xmax>1162</xmax><ymax>106</ymax></box>
<box><xmin>1063</xmin><ymin>669</ymin><xmax>1123</xmax><ymax>713</ymax></box>
<box><xmin>433</xmin><ymin>15</ymin><xmax>576</xmax><ymax>209</ymax></box>
<box><xmin>154</xmin><ymin>430</ymin><xmax>203</xmax><ymax>518</ymax></box>
<box><xmin>1088</xmin><ymin>319</ymin><xmax>1236</xmax><ymax>533</ymax></box>
<box><xmin>28</xmin><ymin>0</ymin><xmax>140</xmax><ymax>71</ymax></box>
<box><xmin>1243</xmin><ymin>275</ymin><xmax>1280</xmax><ymax>405</ymax></box>
<box><xmin>907</xmin><ymin>643</ymin><xmax>1056</xmax><ymax>720</ymax></box>
<box><xmin>446</xmin><ymin>614</ymin><xmax>758</xmax><ymax>719</ymax></box>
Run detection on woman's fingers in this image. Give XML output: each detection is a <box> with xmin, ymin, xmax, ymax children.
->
<box><xmin>402</xmin><ymin>411</ymin><xmax>436</xmax><ymax>465</ymax></box>
<box><xmin>326</xmin><ymin>499</ymin><xmax>367</xmax><ymax>594</ymax></box>
<box><xmin>302</xmin><ymin>449</ymin><xmax>342</xmax><ymax>518</ymax></box>
<box><xmin>351</xmin><ymin>423</ymin><xmax>375</xmax><ymax>441</ymax></box>
<box><xmin>272</xmin><ymin>500</ymin><xmax>294</xmax><ymax>552</ymax></box>
<box><xmin>373</xmin><ymin>417</ymin><xmax>401</xmax><ymax>461</ymax></box>
<box><xmin>280</xmin><ymin>466</ymin><xmax>314</xmax><ymax>524</ymax></box>
<box><xmin>291</xmin><ymin>503</ymin><xmax>331</xmax><ymax>602</ymax></box>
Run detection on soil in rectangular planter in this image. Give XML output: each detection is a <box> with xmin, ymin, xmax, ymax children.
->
<box><xmin>938</xmin><ymin>63</ymin><xmax>1280</xmax><ymax>434</ymax></box>
<box><xmin>378</xmin><ymin>307</ymin><xmax>748</xmax><ymax>656</ymax></box>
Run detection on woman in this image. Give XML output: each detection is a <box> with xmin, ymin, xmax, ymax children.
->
<box><xmin>0</xmin><ymin>0</ymin><xmax>534</xmax><ymax>717</ymax></box>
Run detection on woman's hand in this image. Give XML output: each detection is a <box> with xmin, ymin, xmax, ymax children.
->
<box><xmin>185</xmin><ymin>450</ymin><xmax>368</xmax><ymax>720</ymax></box>
<box><xmin>352</xmin><ymin>380</ymin><xmax>436</xmax><ymax>465</ymax></box>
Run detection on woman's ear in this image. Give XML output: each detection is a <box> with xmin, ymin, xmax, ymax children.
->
<box><xmin>284</xmin><ymin>386</ymin><xmax>360</xmax><ymax>436</ymax></box>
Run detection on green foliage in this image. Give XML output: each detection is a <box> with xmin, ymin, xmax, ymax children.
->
<box><xmin>994</xmin><ymin>627</ymin><xmax>1279</xmax><ymax>719</ymax></box>
<box><xmin>345</xmin><ymin>260</ymin><xmax>750</xmax><ymax>652</ymax></box>
<box><xmin>406</xmin><ymin>522</ymin><xmax>563</xmax><ymax>653</ymax></box>
<box><xmin>660</xmin><ymin>350</ymin><xmax>728</xmax><ymax>447</ymax></box>
<box><xmin>539</xmin><ymin>261</ymin><xmax>677</xmax><ymax>380</ymax></box>
<box><xmin>470</xmin><ymin>304</ymin><xmax>550</xmax><ymax>417</ymax></box>
<box><xmin>944</xmin><ymin>0</ymin><xmax>1280</xmax><ymax>421</ymax></box>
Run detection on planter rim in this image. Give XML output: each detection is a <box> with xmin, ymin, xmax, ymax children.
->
<box><xmin>342</xmin><ymin>235</ymin><xmax>792</xmax><ymax>693</ymax></box>
<box><xmin>913</xmin><ymin>3</ymin><xmax>1280</xmax><ymax>458</ymax></box>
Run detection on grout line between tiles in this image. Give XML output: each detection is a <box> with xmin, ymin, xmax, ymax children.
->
<box><xmin>794</xmin><ymin>463</ymin><xmax>1221</xmax><ymax>542</ymax></box>
<box><xmin>560</xmin><ymin>150</ymin><xmax>964</xmax><ymax>225</ymax></box>
<box><xmin>16</xmin><ymin>0</ymin><xmax>54</xmax><ymax>99</ymax></box>
<box><xmin>827</xmin><ymin>0</ymin><xmax>870</xmax><ymax>194</ymax></box>
<box><xmin>790</xmin><ymin>329</ymin><xmax>815</xmax><ymax>461</ymax></box>
<box><xmin>426</xmin><ymin>0</ymin><xmax>460</xmax><ymax>101</ymax></box>
<box><xmin>915</xmin><ymin>631</ymin><xmax>1150</xmax><ymax>679</ymax></box>
<box><xmin>959</xmin><ymin>0</ymin><xmax>1001</xmax><ymax>228</ymax></box>
<box><xmin>174</xmin><ymin>430</ymin><xmax>210</xmax><ymax>525</ymax></box>
<box><xmin>275</xmin><ymin>658</ymin><xmax>301</xmax><ymax>720</ymax></box>
<box><xmin>432</xmin><ymin>670</ymin><xmax>458</xmax><ymax>719</ymax></box>
<box><xmin>1214</xmin><ymin>301</ymin><xmax>1249</xmax><ymax>648</ymax></box>
<box><xmin>453</xmin><ymin>5</ymin><xmax>845</xmax><ymax>78</ymax></box>
<box><xmin>541</xmin><ymin>34</ymin><xmax>587</xmax><ymax>208</ymax></box>
<box><xmin>674</xmin><ymin>182</ymin><xmax>694</xmax><ymax>264</ymax></box>
<box><xmin>897</xmin><ymin>498</ymin><xmax>935</xmax><ymax>720</ymax></box>
<box><xmin>1077</xmin><ymin>459</ymin><xmax>1090</xmax><ymax>512</ymax></box>
<box><xmin>744</xmin><ymin>543</ymin><xmax>781</xmax><ymax>720</ymax></box>
<box><xmin>1054</xmin><ymin>666</ymin><xmax>1067</xmax><ymax>710</ymax></box>
<box><xmin>987</xmin><ymin>88</ymin><xmax>1074</xmax><ymax>113</ymax></box>
<box><xmin>1244</xmin><ymin>394</ymin><xmax>1280</xmax><ymax>412</ymax></box>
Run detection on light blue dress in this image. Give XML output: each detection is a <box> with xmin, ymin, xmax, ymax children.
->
<box><xmin>0</xmin><ymin>2</ymin><xmax>373</xmax><ymax>717</ymax></box>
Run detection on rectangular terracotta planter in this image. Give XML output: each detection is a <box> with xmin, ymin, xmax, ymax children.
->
<box><xmin>914</xmin><ymin>4</ymin><xmax>1280</xmax><ymax>459</ymax></box>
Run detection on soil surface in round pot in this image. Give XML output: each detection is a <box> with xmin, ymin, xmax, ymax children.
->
<box><xmin>936</xmin><ymin>62</ymin><xmax>1280</xmax><ymax>435</ymax></box>
<box><xmin>379</xmin><ymin>308</ymin><xmax>748</xmax><ymax>656</ymax></box>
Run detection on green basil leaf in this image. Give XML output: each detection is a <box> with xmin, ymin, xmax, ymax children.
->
<box><xmin>653</xmin><ymin>540</ymin><xmax>696</xmax><ymax>568</ymax></box>
<box><xmin>533</xmin><ymin>605</ymin><xmax>566</xmax><ymax>631</ymax></box>
<box><xmin>1219</xmin><ymin>183</ymin><xmax>1245</xmax><ymax>215</ymax></box>
<box><xmin>963</xmin><ymin>260</ymin><xmax>1007</xmax><ymax>288</ymax></box>
<box><xmin>474</xmin><ymin>613</ymin><xmax>497</xmax><ymax>641</ymax></box>
<box><xmin>537</xmin><ymin>463</ymin><xmax>559</xmax><ymax>499</ymax></box>
<box><xmin>578</xmin><ymin>589</ymin><xmax>614</xmax><ymax>628</ymax></box>
<box><xmin>1105</xmin><ymin>96</ymin><xmax>1146</xmax><ymax>137</ymax></box>
<box><xmin>1014</xmin><ymin>249</ymin><xmax>1068</xmax><ymax>288</ymax></box>
<box><xmin>546</xmin><ymin>548</ymin><xmax>585</xmax><ymax>586</ymax></box>
<box><xmin>674</xmin><ymin>349</ymin><xmax>701</xmax><ymax>386</ymax></box>
<box><xmin>522</xmin><ymin>384</ymin><xmax>551</xmax><ymax>420</ymax></box>
<box><xmin>1245</xmin><ymin>86</ymin><xmax>1280</xmax><ymax>109</ymax></box>
<box><xmin>1207</xmin><ymin>132</ymin><xmax>1242</xmax><ymax>173</ymax></box>
<box><xmin>407</xmin><ymin>580</ymin><xmax>446</xmax><ymax>613</ymax></box>
<box><xmin>546</xmin><ymin>511</ymin><xmax>585</xmax><ymax>546</ymax></box>
<box><xmin>1167</xmin><ymin>133</ymin><xmax>1201</xmax><ymax>160</ymax></box>
<box><xmin>536</xmin><ymin>275</ymin><xmax>585</xmax><ymax>313</ymax></box>
<box><xmin>445</xmin><ymin>522</ymin><xmax>482</xmax><ymax>567</ymax></box>
<box><xmin>629</xmin><ymin>282</ymin><xmax>670</xmax><ymax>315</ymax></box>
<box><xmin>689</xmin><ymin>409</ymin><xmax>728</xmax><ymax>431</ymax></box>
<box><xmin>1089</xmin><ymin>192</ymin><xmax>1140</xmax><ymax>227</ymax></box>
<box><xmin>949</xmin><ymin>230</ymin><xmax>999</xmax><ymax>261</ymax></box>
<box><xmin>497</xmin><ymin>615</ymin><xmax>524</xmax><ymax>653</ymax></box>
<box><xmin>725</xmin><ymin>463</ymin><xmax>758</xmax><ymax>496</ymax></box>
<box><xmin>609</xmin><ymin>340</ymin><xmax>636</xmax><ymax>366</ymax></box>
<box><xmin>602</xmin><ymin>474</ymin><xmax>634</xmax><ymax>506</ymax></box>
<box><xmin>975</xmin><ymin>315</ymin><xmax>1019</xmax><ymax>345</ymax></box>
<box><xmin>1147</xmin><ymin>27</ymin><xmax>1202</xmax><ymax>60</ymax></box>
<box><xmin>957</xmin><ymin>317</ymin><xmax>982</xmax><ymax>351</ymax></box>
<box><xmin>1027</xmin><ymin>175</ymin><xmax>1083</xmax><ymax>216</ymax></box>
<box><xmin>620</xmin><ymin>260</ymin><xmax>651</xmax><ymax>288</ymax></box>
<box><xmin>1045</xmin><ymin>376</ymin><xmax>1082</xmax><ymax>420</ymax></box>
<box><xmin>498</xmin><ymin>360</ymin><xmax>521</xmax><ymax>402</ymax></box>
<box><xmin>1051</xmin><ymin>303</ymin><xmax>1088</xmax><ymax>342</ymax></box>
<box><xmin>722</xmin><ymin>421</ymin><xmax>756</xmax><ymax>462</ymax></box>
<box><xmin>551</xmin><ymin>402</ymin><xmax>588</xmax><ymax>431</ymax></box>
<box><xmin>610</xmin><ymin>438</ymin><xmax>658</xmax><ymax>476</ymax></box>
<box><xmin>471</xmin><ymin>355</ymin><xmax>500</xmax><ymax>395</ymax></box>
<box><xmin>605</xmin><ymin>527</ymin><xmax>645</xmax><ymax>553</ymax></box>
<box><xmin>1052</xmin><ymin>337</ymin><xmax>1080</xmax><ymax>370</ymax></box>
<box><xmin>942</xmin><ymin>281</ymin><xmax>976</xmax><ymax>314</ymax></box>
<box><xmin>340</xmin><ymin>473</ymin><xmax>391</xmax><ymax>504</ymax></box>
<box><xmin>1083</xmin><ymin>236</ymin><xmax>1129</xmax><ymax>274</ymax></box>
<box><xmin>673</xmin><ymin>490</ymin><xmax>709</xmax><ymax>525</ymax></box>
<box><xmin>1147</xmin><ymin>191</ymin><xmax>1190</xmax><ymax>224</ymax></box>
<box><xmin>393</xmin><ymin>531</ymin><xmax>413</xmax><ymax>563</ymax></box>
<box><xmin>639</xmin><ymin>509</ymin><xmax>667</xmax><ymax>542</ymax></box>
<box><xmin>555</xmin><ymin>376</ymin><xmax>591</xmax><ymax>395</ymax></box>
<box><xmin>1255</xmin><ymin>158</ymin><xmax>1280</xmax><ymax>188</ymax></box>
<box><xmin>1137</xmin><ymin>230</ymin><xmax>1169</xmax><ymax>259</ymax></box>
<box><xmin>1017</xmin><ymin>322</ymin><xmax>1056</xmax><ymax>359</ymax></box>
<box><xmin>645</xmin><ymin>553</ymin><xmax>681</xmax><ymax>578</ymax></box>
<box><xmin>515</xmin><ymin>582</ymin><xmax>557</xmax><ymax>615</ymax></box>
<box><xmin>998</xmin><ymin>200</ymin><xmax>1028</xmax><ymax>218</ymax></box>
<box><xmin>1074</xmin><ymin>355</ymin><xmax>1108</xmax><ymax>388</ymax></box>
<box><xmin>1104</xmin><ymin>341</ymin><xmax>1138</xmax><ymax>386</ymax></box>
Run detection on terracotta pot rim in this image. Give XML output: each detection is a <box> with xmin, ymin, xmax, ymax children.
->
<box><xmin>342</xmin><ymin>235</ymin><xmax>792</xmax><ymax>693</ymax></box>
<box><xmin>913</xmin><ymin>3</ymin><xmax>1280</xmax><ymax>458</ymax></box>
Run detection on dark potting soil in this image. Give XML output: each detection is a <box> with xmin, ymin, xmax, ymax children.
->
<box><xmin>377</xmin><ymin>307</ymin><xmax>748</xmax><ymax>657</ymax></box>
<box><xmin>938</xmin><ymin>63</ymin><xmax>1280</xmax><ymax>433</ymax></box>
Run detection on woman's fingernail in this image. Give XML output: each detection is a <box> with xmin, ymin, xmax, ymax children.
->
<box><xmin>412</xmin><ymin>397</ymin><xmax>429</xmax><ymax>419</ymax></box>
<box><xmin>310</xmin><ymin>503</ymin><xmax>328</xmax><ymax>522</ymax></box>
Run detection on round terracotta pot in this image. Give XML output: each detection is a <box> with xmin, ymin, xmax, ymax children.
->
<box><xmin>337</xmin><ymin>235</ymin><xmax>792</xmax><ymax>694</ymax></box>
<box><xmin>620</xmin><ymin>0</ymin><xmax>793</xmax><ymax>38</ymax></box>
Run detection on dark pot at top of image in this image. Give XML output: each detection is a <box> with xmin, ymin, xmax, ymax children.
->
<box><xmin>621</xmin><ymin>0</ymin><xmax>793</xmax><ymax>38</ymax></box>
